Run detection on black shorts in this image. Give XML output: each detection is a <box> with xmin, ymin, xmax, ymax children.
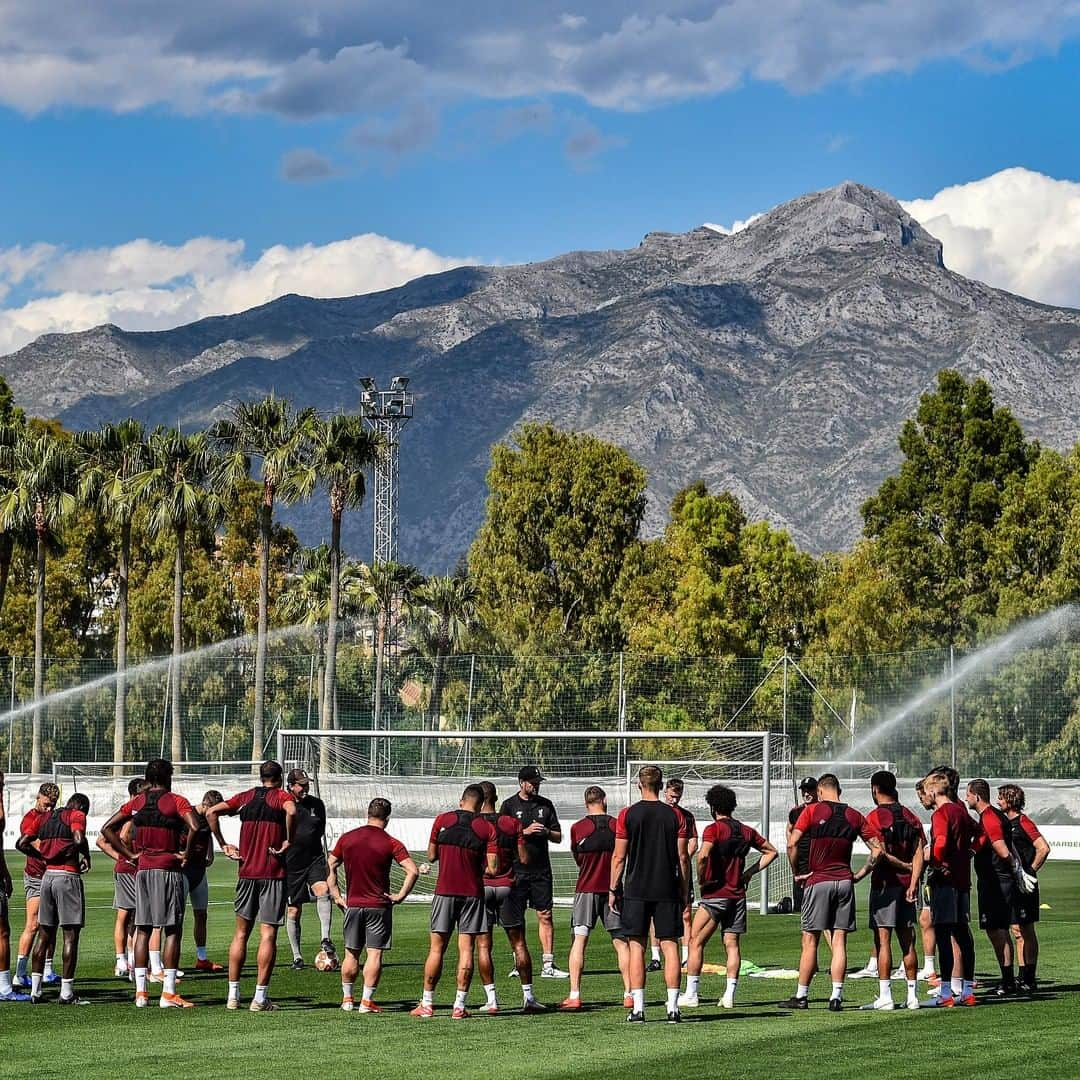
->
<box><xmin>287</xmin><ymin>856</ymin><xmax>329</xmax><ymax>906</ymax></box>
<box><xmin>511</xmin><ymin>874</ymin><xmax>553</xmax><ymax>913</ymax></box>
<box><xmin>620</xmin><ymin>898</ymin><xmax>682</xmax><ymax>940</ymax></box>
<box><xmin>1014</xmin><ymin>884</ymin><xmax>1040</xmax><ymax>926</ymax></box>
<box><xmin>977</xmin><ymin>875</ymin><xmax>1017</xmax><ymax>932</ymax></box>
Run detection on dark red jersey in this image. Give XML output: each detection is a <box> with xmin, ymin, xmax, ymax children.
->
<box><xmin>973</xmin><ymin>805</ymin><xmax>1014</xmax><ymax>882</ymax></box>
<box><xmin>700</xmin><ymin>818</ymin><xmax>768</xmax><ymax>900</ymax></box>
<box><xmin>182</xmin><ymin>811</ymin><xmax>213</xmax><ymax>885</ymax></box>
<box><xmin>20</xmin><ymin>808</ymin><xmax>50</xmax><ymax>878</ymax></box>
<box><xmin>227</xmin><ymin>786</ymin><xmax>295</xmax><ymax>880</ymax></box>
<box><xmin>571</xmin><ymin>813</ymin><xmax>616</xmax><ymax>895</ymax></box>
<box><xmin>481</xmin><ymin>812</ymin><xmax>523</xmax><ymax>889</ymax></box>
<box><xmin>865</xmin><ymin>802</ymin><xmax>925</xmax><ymax>891</ymax></box>
<box><xmin>675</xmin><ymin>805</ymin><xmax>698</xmax><ymax>844</ymax></box>
<box><xmin>430</xmin><ymin>810</ymin><xmax>497</xmax><ymax>898</ymax></box>
<box><xmin>26</xmin><ymin>808</ymin><xmax>87</xmax><ymax>873</ymax></box>
<box><xmin>1007</xmin><ymin>813</ymin><xmax>1043</xmax><ymax>873</ymax></box>
<box><xmin>120</xmin><ymin>789</ymin><xmax>193</xmax><ymax>872</ymax></box>
<box><xmin>615</xmin><ymin>800</ymin><xmax>685</xmax><ymax>902</ymax></box>
<box><xmin>929</xmin><ymin>801</ymin><xmax>975</xmax><ymax>891</ymax></box>
<box><xmin>331</xmin><ymin>825</ymin><xmax>410</xmax><ymax>907</ymax></box>
<box><xmin>115</xmin><ymin>820</ymin><xmax>138</xmax><ymax>876</ymax></box>
<box><xmin>792</xmin><ymin>801</ymin><xmax>880</xmax><ymax>887</ymax></box>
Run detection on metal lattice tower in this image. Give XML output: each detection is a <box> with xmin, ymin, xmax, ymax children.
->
<box><xmin>359</xmin><ymin>377</ymin><xmax>414</xmax><ymax>565</ymax></box>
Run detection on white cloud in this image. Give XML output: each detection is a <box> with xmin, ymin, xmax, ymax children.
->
<box><xmin>0</xmin><ymin>233</ymin><xmax>473</xmax><ymax>355</ymax></box>
<box><xmin>902</xmin><ymin>168</ymin><xmax>1080</xmax><ymax>307</ymax></box>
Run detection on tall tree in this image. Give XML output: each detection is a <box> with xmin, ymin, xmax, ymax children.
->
<box><xmin>412</xmin><ymin>574</ymin><xmax>478</xmax><ymax>734</ymax></box>
<box><xmin>131</xmin><ymin>428</ymin><xmax>224</xmax><ymax>762</ymax></box>
<box><xmin>76</xmin><ymin>419</ymin><xmax>149</xmax><ymax>774</ymax></box>
<box><xmin>282</xmin><ymin>413</ymin><xmax>382</xmax><ymax>739</ymax></box>
<box><xmin>210</xmin><ymin>395</ymin><xmax>316</xmax><ymax>762</ymax></box>
<box><xmin>0</xmin><ymin>428</ymin><xmax>79</xmax><ymax>771</ymax></box>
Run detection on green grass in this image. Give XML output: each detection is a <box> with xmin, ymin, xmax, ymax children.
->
<box><xmin>5</xmin><ymin>861</ymin><xmax>1079</xmax><ymax>1080</ymax></box>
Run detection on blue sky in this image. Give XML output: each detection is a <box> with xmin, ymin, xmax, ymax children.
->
<box><xmin>0</xmin><ymin>1</ymin><xmax>1078</xmax><ymax>351</ymax></box>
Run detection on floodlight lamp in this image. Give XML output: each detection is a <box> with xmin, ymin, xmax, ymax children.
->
<box><xmin>390</xmin><ymin>376</ymin><xmax>409</xmax><ymax>391</ymax></box>
<box><xmin>360</xmin><ymin>377</ymin><xmax>376</xmax><ymax>392</ymax></box>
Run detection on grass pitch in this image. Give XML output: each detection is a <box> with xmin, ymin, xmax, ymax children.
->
<box><xmin>4</xmin><ymin>861</ymin><xmax>1078</xmax><ymax>1080</ymax></box>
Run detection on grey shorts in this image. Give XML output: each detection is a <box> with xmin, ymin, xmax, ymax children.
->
<box><xmin>699</xmin><ymin>897</ymin><xmax>748</xmax><ymax>935</ymax></box>
<box><xmin>571</xmin><ymin>891</ymin><xmax>623</xmax><ymax>937</ymax></box>
<box><xmin>38</xmin><ymin>871</ymin><xmax>85</xmax><ymax>929</ymax></box>
<box><xmin>484</xmin><ymin>884</ymin><xmax>524</xmax><ymax>930</ymax></box>
<box><xmin>113</xmin><ymin>872</ymin><xmax>137</xmax><ymax>911</ymax></box>
<box><xmin>135</xmin><ymin>869</ymin><xmax>186</xmax><ymax>929</ymax></box>
<box><xmin>184</xmin><ymin>873</ymin><xmax>209</xmax><ymax>911</ymax></box>
<box><xmin>801</xmin><ymin>879</ymin><xmax>856</xmax><ymax>933</ymax></box>
<box><xmin>235</xmin><ymin>877</ymin><xmax>286</xmax><ymax>926</ymax></box>
<box><xmin>23</xmin><ymin>872</ymin><xmax>42</xmax><ymax>902</ymax></box>
<box><xmin>343</xmin><ymin>906</ymin><xmax>393</xmax><ymax>951</ymax></box>
<box><xmin>929</xmin><ymin>884</ymin><xmax>970</xmax><ymax>926</ymax></box>
<box><xmin>869</xmin><ymin>887</ymin><xmax>916</xmax><ymax>930</ymax></box>
<box><xmin>430</xmin><ymin>894</ymin><xmax>485</xmax><ymax>936</ymax></box>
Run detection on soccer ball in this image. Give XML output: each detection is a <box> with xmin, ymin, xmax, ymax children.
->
<box><xmin>314</xmin><ymin>949</ymin><xmax>339</xmax><ymax>972</ymax></box>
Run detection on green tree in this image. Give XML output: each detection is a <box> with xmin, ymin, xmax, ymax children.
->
<box><xmin>210</xmin><ymin>395</ymin><xmax>316</xmax><ymax>762</ymax></box>
<box><xmin>0</xmin><ymin>427</ymin><xmax>79</xmax><ymax>771</ymax></box>
<box><xmin>469</xmin><ymin>423</ymin><xmax>646</xmax><ymax>652</ymax></box>
<box><xmin>0</xmin><ymin>381</ymin><xmax>27</xmax><ymax>622</ymax></box>
<box><xmin>412</xmin><ymin>574</ymin><xmax>478</xmax><ymax>734</ymax></box>
<box><xmin>76</xmin><ymin>419</ymin><xmax>150</xmax><ymax>772</ymax></box>
<box><xmin>131</xmin><ymin>428</ymin><xmax>224</xmax><ymax>761</ymax></box>
<box><xmin>861</xmin><ymin>369</ymin><xmax>1032</xmax><ymax>644</ymax></box>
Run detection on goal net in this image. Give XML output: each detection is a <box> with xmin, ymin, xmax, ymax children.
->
<box><xmin>277</xmin><ymin>728</ymin><xmax>796</xmax><ymax>911</ymax></box>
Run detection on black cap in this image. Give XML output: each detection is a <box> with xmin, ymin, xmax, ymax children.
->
<box><xmin>798</xmin><ymin>776</ymin><xmax>818</xmax><ymax>793</ymax></box>
<box><xmin>287</xmin><ymin>768</ymin><xmax>311</xmax><ymax>785</ymax></box>
<box><xmin>518</xmin><ymin>765</ymin><xmax>546</xmax><ymax>783</ymax></box>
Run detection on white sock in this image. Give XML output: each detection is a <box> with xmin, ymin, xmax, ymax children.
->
<box><xmin>15</xmin><ymin>955</ymin><xmax>27</xmax><ymax>979</ymax></box>
<box><xmin>61</xmin><ymin>978</ymin><xmax>74</xmax><ymax>998</ymax></box>
<box><xmin>879</xmin><ymin>979</ymin><xmax>891</xmax><ymax>1000</ymax></box>
<box><xmin>666</xmin><ymin>987</ymin><xmax>679</xmax><ymax>1011</ymax></box>
<box><xmin>961</xmin><ymin>979</ymin><xmax>973</xmax><ymax>998</ymax></box>
<box><xmin>632</xmin><ymin>987</ymin><xmax>645</xmax><ymax>1012</ymax></box>
<box><xmin>227</xmin><ymin>980</ymin><xmax>240</xmax><ymax>1001</ymax></box>
<box><xmin>453</xmin><ymin>989</ymin><xmax>467</xmax><ymax>1009</ymax></box>
<box><xmin>254</xmin><ymin>984</ymin><xmax>268</xmax><ymax>1005</ymax></box>
<box><xmin>196</xmin><ymin>946</ymin><xmax>208</xmax><ymax>961</ymax></box>
<box><xmin>542</xmin><ymin>953</ymin><xmax>554</xmax><ymax>968</ymax></box>
<box><xmin>906</xmin><ymin>979</ymin><xmax>918</xmax><ymax>997</ymax></box>
<box><xmin>422</xmin><ymin>989</ymin><xmax>434</xmax><ymax>1006</ymax></box>
<box><xmin>651</xmin><ymin>946</ymin><xmax>661</xmax><ymax>962</ymax></box>
<box><xmin>920</xmin><ymin>959</ymin><xmax>935</xmax><ymax>976</ymax></box>
<box><xmin>686</xmin><ymin>974</ymin><xmax>700</xmax><ymax>995</ymax></box>
<box><xmin>830</xmin><ymin>981</ymin><xmax>843</xmax><ymax>1000</ymax></box>
<box><xmin>484</xmin><ymin>982</ymin><xmax>497</xmax><ymax>1004</ymax></box>
<box><xmin>951</xmin><ymin>977</ymin><xmax>962</xmax><ymax>995</ymax></box>
<box><xmin>135</xmin><ymin>967</ymin><xmax>148</xmax><ymax>994</ymax></box>
<box><xmin>115</xmin><ymin>952</ymin><xmax>127</xmax><ymax>969</ymax></box>
<box><xmin>164</xmin><ymin>969</ymin><xmax>177</xmax><ymax>995</ymax></box>
<box><xmin>127</xmin><ymin>949</ymin><xmax>134</xmax><ymax>971</ymax></box>
<box><xmin>681</xmin><ymin>945</ymin><xmax>688</xmax><ymax>963</ymax></box>
<box><xmin>725</xmin><ymin>976</ymin><xmax>738</xmax><ymax>997</ymax></box>
<box><xmin>568</xmin><ymin>989</ymin><xmax>581</xmax><ymax>1000</ymax></box>
<box><xmin>30</xmin><ymin>973</ymin><xmax>42</xmax><ymax>997</ymax></box>
<box><xmin>796</xmin><ymin>983</ymin><xmax>809</xmax><ymax>999</ymax></box>
<box><xmin>521</xmin><ymin>982</ymin><xmax>534</xmax><ymax>1003</ymax></box>
<box><xmin>342</xmin><ymin>981</ymin><xmax>354</xmax><ymax>999</ymax></box>
<box><xmin>317</xmin><ymin>893</ymin><xmax>334</xmax><ymax>939</ymax></box>
<box><xmin>43</xmin><ymin>958</ymin><xmax>55</xmax><ymax>978</ymax></box>
<box><xmin>286</xmin><ymin>915</ymin><xmax>302</xmax><ymax>962</ymax></box>
<box><xmin>149</xmin><ymin>950</ymin><xmax>162</xmax><ymax>974</ymax></box>
<box><xmin>362</xmin><ymin>984</ymin><xmax>376</xmax><ymax>1002</ymax></box>
<box><xmin>0</xmin><ymin>971</ymin><xmax>12</xmax><ymax>994</ymax></box>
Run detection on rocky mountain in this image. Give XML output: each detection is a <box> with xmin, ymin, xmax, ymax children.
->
<box><xmin>3</xmin><ymin>181</ymin><xmax>1080</xmax><ymax>571</ymax></box>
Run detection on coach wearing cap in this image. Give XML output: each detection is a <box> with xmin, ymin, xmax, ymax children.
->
<box><xmin>500</xmin><ymin>766</ymin><xmax>566</xmax><ymax>978</ymax></box>
<box><xmin>788</xmin><ymin>778</ymin><xmax>818</xmax><ymax>914</ymax></box>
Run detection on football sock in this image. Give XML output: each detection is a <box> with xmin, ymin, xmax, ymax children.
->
<box><xmin>521</xmin><ymin>982</ymin><xmax>534</xmax><ymax>1003</ymax></box>
<box><xmin>568</xmin><ymin>989</ymin><xmax>581</xmax><ymax>1001</ymax></box>
<box><xmin>484</xmin><ymin>982</ymin><xmax>497</xmax><ymax>1004</ymax></box>
<box><xmin>725</xmin><ymin>977</ymin><xmax>738</xmax><ymax>998</ymax></box>
<box><xmin>164</xmin><ymin>969</ymin><xmax>177</xmax><ymax>995</ymax></box>
<box><xmin>115</xmin><ymin>953</ymin><xmax>127</xmax><ymax>969</ymax></box>
<box><xmin>61</xmin><ymin>978</ymin><xmax>74</xmax><ymax>998</ymax></box>
<box><xmin>43</xmin><ymin>957</ymin><xmax>55</xmax><ymax>978</ymax></box>
<box><xmin>951</xmin><ymin>977</ymin><xmax>962</xmax><ymax>995</ymax></box>
<box><xmin>135</xmin><ymin>968</ymin><xmax>148</xmax><ymax>994</ymax></box>
<box><xmin>920</xmin><ymin>959</ymin><xmax>934</xmax><ymax>976</ymax></box>
<box><xmin>631</xmin><ymin>987</ymin><xmax>645</xmax><ymax>1012</ymax></box>
<box><xmin>1000</xmin><ymin>963</ymin><xmax>1015</xmax><ymax>987</ymax></box>
<box><xmin>342</xmin><ymin>981</ymin><xmax>354</xmax><ymax>1000</ymax></box>
<box><xmin>651</xmin><ymin>946</ymin><xmax>661</xmax><ymax>962</ymax></box>
<box><xmin>286</xmin><ymin>914</ymin><xmax>302</xmax><ymax>962</ymax></box>
<box><xmin>149</xmin><ymin>950</ymin><xmax>163</xmax><ymax>975</ymax></box>
<box><xmin>362</xmin><ymin>984</ymin><xmax>376</xmax><ymax>1002</ymax></box>
<box><xmin>906</xmin><ymin>979</ymin><xmax>918</xmax><ymax>997</ymax></box>
<box><xmin>253</xmin><ymin>984</ymin><xmax>268</xmax><ymax>1005</ymax></box>
<box><xmin>15</xmin><ymin>955</ymin><xmax>27</xmax><ymax>979</ymax></box>
<box><xmin>830</xmin><ymin>981</ymin><xmax>843</xmax><ymax>1001</ymax></box>
<box><xmin>127</xmin><ymin>949</ymin><xmax>134</xmax><ymax>971</ymax></box>
<box><xmin>867</xmin><ymin>953</ymin><xmax>876</xmax><ymax>969</ymax></box>
<box><xmin>681</xmin><ymin>945</ymin><xmax>689</xmax><ymax>963</ymax></box>
<box><xmin>453</xmin><ymin>989</ymin><xmax>467</xmax><ymax>1010</ymax></box>
<box><xmin>542</xmin><ymin>953</ymin><xmax>554</xmax><ymax>968</ymax></box>
<box><xmin>227</xmin><ymin>980</ymin><xmax>240</xmax><ymax>1001</ymax></box>
<box><xmin>317</xmin><ymin>894</ymin><xmax>333</xmax><ymax>940</ymax></box>
<box><xmin>30</xmin><ymin>973</ymin><xmax>42</xmax><ymax>997</ymax></box>
<box><xmin>0</xmin><ymin>971</ymin><xmax>12</xmax><ymax>994</ymax></box>
<box><xmin>422</xmin><ymin>989</ymin><xmax>434</xmax><ymax>1006</ymax></box>
<box><xmin>686</xmin><ymin>975</ymin><xmax>700</xmax><ymax>995</ymax></box>
<box><xmin>878</xmin><ymin>979</ymin><xmax>891</xmax><ymax>1000</ymax></box>
<box><xmin>196</xmin><ymin>946</ymin><xmax>208</xmax><ymax>962</ymax></box>
<box><xmin>666</xmin><ymin>987</ymin><xmax>679</xmax><ymax>1011</ymax></box>
<box><xmin>795</xmin><ymin>983</ymin><xmax>809</xmax><ymax>999</ymax></box>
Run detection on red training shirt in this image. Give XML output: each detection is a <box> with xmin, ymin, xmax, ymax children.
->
<box><xmin>929</xmin><ymin>801</ymin><xmax>976</xmax><ymax>891</ymax></box>
<box><xmin>430</xmin><ymin>811</ymin><xmax>497</xmax><ymax>898</ymax></box>
<box><xmin>20</xmin><ymin>808</ymin><xmax>50</xmax><ymax>878</ymax></box>
<box><xmin>25</xmin><ymin>808</ymin><xmax>87</xmax><ymax>873</ymax></box>
<box><xmin>792</xmin><ymin>801</ymin><xmax>880</xmax><ymax>887</ymax></box>
<box><xmin>699</xmin><ymin>818</ymin><xmax>768</xmax><ymax>900</ymax></box>
<box><xmin>120</xmin><ymin>790</ymin><xmax>193</xmax><ymax>872</ymax></box>
<box><xmin>331</xmin><ymin>825</ymin><xmax>411</xmax><ymax>907</ymax></box>
<box><xmin>227</xmin><ymin>787</ymin><xmax>295</xmax><ymax>880</ymax></box>
<box><xmin>865</xmin><ymin>803</ymin><xmax>926</xmax><ymax>891</ymax></box>
<box><xmin>482</xmin><ymin>813</ymin><xmax>524</xmax><ymax>889</ymax></box>
<box><xmin>571</xmin><ymin>814</ymin><xmax>617</xmax><ymax>895</ymax></box>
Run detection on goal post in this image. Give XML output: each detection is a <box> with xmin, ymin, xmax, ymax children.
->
<box><xmin>277</xmin><ymin>728</ymin><xmax>796</xmax><ymax>910</ymax></box>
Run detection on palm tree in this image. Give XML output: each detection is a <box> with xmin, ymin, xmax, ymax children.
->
<box><xmin>131</xmin><ymin>428</ymin><xmax>224</xmax><ymax>762</ymax></box>
<box><xmin>283</xmin><ymin>413</ymin><xmax>382</xmax><ymax>738</ymax></box>
<box><xmin>413</xmin><ymin>574</ymin><xmax>478</xmax><ymax>731</ymax></box>
<box><xmin>0</xmin><ymin>428</ymin><xmax>79</xmax><ymax>772</ymax></box>
<box><xmin>210</xmin><ymin>395</ymin><xmax>316</xmax><ymax>763</ymax></box>
<box><xmin>76</xmin><ymin>420</ymin><xmax>149</xmax><ymax>775</ymax></box>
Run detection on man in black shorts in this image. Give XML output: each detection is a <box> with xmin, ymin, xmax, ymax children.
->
<box><xmin>283</xmin><ymin>769</ymin><xmax>335</xmax><ymax>969</ymax></box>
<box><xmin>648</xmin><ymin>777</ymin><xmax>698</xmax><ymax>971</ymax></box>
<box><xmin>186</xmin><ymin>789</ymin><xmax>224</xmax><ymax>972</ymax></box>
<box><xmin>501</xmin><ymin>766</ymin><xmax>566</xmax><ymax>978</ymax></box>
<box><xmin>787</xmin><ymin>777</ymin><xmax>817</xmax><ymax>915</ymax></box>
<box><xmin>611</xmin><ymin>765</ymin><xmax>690</xmax><ymax>1024</ymax></box>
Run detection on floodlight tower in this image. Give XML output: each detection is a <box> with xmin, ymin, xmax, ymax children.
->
<box><xmin>359</xmin><ymin>376</ymin><xmax>414</xmax><ymax>566</ymax></box>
